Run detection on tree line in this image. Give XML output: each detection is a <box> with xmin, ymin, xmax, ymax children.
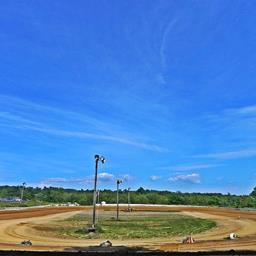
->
<box><xmin>0</xmin><ymin>185</ymin><xmax>255</xmax><ymax>208</ymax></box>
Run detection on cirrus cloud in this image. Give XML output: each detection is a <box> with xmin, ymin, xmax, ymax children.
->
<box><xmin>168</xmin><ymin>173</ymin><xmax>201</xmax><ymax>184</ymax></box>
<box><xmin>98</xmin><ymin>172</ymin><xmax>115</xmax><ymax>182</ymax></box>
<box><xmin>150</xmin><ymin>175</ymin><xmax>162</xmax><ymax>181</ymax></box>
<box><xmin>42</xmin><ymin>172</ymin><xmax>116</xmax><ymax>186</ymax></box>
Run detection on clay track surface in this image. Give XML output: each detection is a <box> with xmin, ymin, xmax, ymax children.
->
<box><xmin>0</xmin><ymin>205</ymin><xmax>255</xmax><ymax>252</ymax></box>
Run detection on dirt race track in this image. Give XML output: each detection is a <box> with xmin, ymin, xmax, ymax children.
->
<box><xmin>0</xmin><ymin>205</ymin><xmax>255</xmax><ymax>252</ymax></box>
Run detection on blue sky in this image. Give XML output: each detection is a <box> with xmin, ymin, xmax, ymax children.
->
<box><xmin>0</xmin><ymin>0</ymin><xmax>256</xmax><ymax>194</ymax></box>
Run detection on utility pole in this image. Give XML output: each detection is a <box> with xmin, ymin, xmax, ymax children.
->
<box><xmin>20</xmin><ymin>182</ymin><xmax>26</xmax><ymax>202</ymax></box>
<box><xmin>91</xmin><ymin>155</ymin><xmax>105</xmax><ymax>231</ymax></box>
<box><xmin>127</xmin><ymin>187</ymin><xmax>131</xmax><ymax>211</ymax></box>
<box><xmin>116</xmin><ymin>179</ymin><xmax>122</xmax><ymax>221</ymax></box>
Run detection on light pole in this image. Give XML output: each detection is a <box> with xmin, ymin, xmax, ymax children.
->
<box><xmin>96</xmin><ymin>190</ymin><xmax>100</xmax><ymax>222</ymax></box>
<box><xmin>127</xmin><ymin>187</ymin><xmax>131</xmax><ymax>211</ymax></box>
<box><xmin>92</xmin><ymin>155</ymin><xmax>105</xmax><ymax>230</ymax></box>
<box><xmin>20</xmin><ymin>182</ymin><xmax>26</xmax><ymax>202</ymax></box>
<box><xmin>116</xmin><ymin>179</ymin><xmax>122</xmax><ymax>221</ymax></box>
<box><xmin>97</xmin><ymin>190</ymin><xmax>100</xmax><ymax>204</ymax></box>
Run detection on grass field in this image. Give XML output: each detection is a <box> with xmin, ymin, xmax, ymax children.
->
<box><xmin>56</xmin><ymin>211</ymin><xmax>216</xmax><ymax>239</ymax></box>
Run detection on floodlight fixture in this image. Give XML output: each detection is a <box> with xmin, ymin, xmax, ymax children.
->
<box><xmin>95</xmin><ymin>155</ymin><xmax>105</xmax><ymax>164</ymax></box>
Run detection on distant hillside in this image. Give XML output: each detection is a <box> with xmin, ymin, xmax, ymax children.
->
<box><xmin>0</xmin><ymin>185</ymin><xmax>255</xmax><ymax>208</ymax></box>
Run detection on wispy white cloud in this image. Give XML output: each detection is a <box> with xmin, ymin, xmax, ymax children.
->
<box><xmin>0</xmin><ymin>111</ymin><xmax>40</xmax><ymax>126</ymax></box>
<box><xmin>205</xmin><ymin>104</ymin><xmax>256</xmax><ymax>129</ymax></box>
<box><xmin>226</xmin><ymin>105</ymin><xmax>256</xmax><ymax>116</ymax></box>
<box><xmin>150</xmin><ymin>175</ymin><xmax>162</xmax><ymax>181</ymax></box>
<box><xmin>41</xmin><ymin>178</ymin><xmax>90</xmax><ymax>187</ymax></box>
<box><xmin>7</xmin><ymin>124</ymin><xmax>167</xmax><ymax>152</ymax></box>
<box><xmin>42</xmin><ymin>172</ymin><xmax>116</xmax><ymax>186</ymax></box>
<box><xmin>121</xmin><ymin>174</ymin><xmax>135</xmax><ymax>182</ymax></box>
<box><xmin>196</xmin><ymin>104</ymin><xmax>256</xmax><ymax>161</ymax></box>
<box><xmin>41</xmin><ymin>172</ymin><xmax>136</xmax><ymax>187</ymax></box>
<box><xmin>160</xmin><ymin>19</ymin><xmax>177</xmax><ymax>70</ymax></box>
<box><xmin>161</xmin><ymin>164</ymin><xmax>216</xmax><ymax>172</ymax></box>
<box><xmin>98</xmin><ymin>172</ymin><xmax>115</xmax><ymax>182</ymax></box>
<box><xmin>0</xmin><ymin>95</ymin><xmax>107</xmax><ymax>129</ymax></box>
<box><xmin>194</xmin><ymin>149</ymin><xmax>256</xmax><ymax>160</ymax></box>
<box><xmin>0</xmin><ymin>151</ymin><xmax>82</xmax><ymax>175</ymax></box>
<box><xmin>43</xmin><ymin>177</ymin><xmax>73</xmax><ymax>184</ymax></box>
<box><xmin>0</xmin><ymin>95</ymin><xmax>167</xmax><ymax>152</ymax></box>
<box><xmin>168</xmin><ymin>173</ymin><xmax>201</xmax><ymax>184</ymax></box>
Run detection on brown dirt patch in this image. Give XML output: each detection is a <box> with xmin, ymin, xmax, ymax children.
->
<box><xmin>0</xmin><ymin>205</ymin><xmax>254</xmax><ymax>252</ymax></box>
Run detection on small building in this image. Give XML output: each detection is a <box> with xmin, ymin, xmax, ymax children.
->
<box><xmin>0</xmin><ymin>197</ymin><xmax>22</xmax><ymax>202</ymax></box>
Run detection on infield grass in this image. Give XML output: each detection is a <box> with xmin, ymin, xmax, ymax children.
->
<box><xmin>57</xmin><ymin>211</ymin><xmax>216</xmax><ymax>239</ymax></box>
